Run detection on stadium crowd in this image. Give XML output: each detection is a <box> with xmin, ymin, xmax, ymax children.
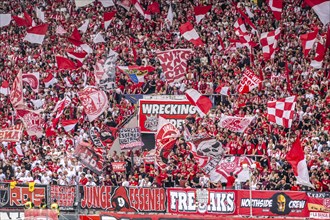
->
<box><xmin>0</xmin><ymin>0</ymin><xmax>329</xmax><ymax>193</ymax></box>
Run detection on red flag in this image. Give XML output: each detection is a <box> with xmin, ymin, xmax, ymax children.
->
<box><xmin>61</xmin><ymin>119</ymin><xmax>78</xmax><ymax>132</ymax></box>
<box><xmin>10</xmin><ymin>70</ymin><xmax>23</xmax><ymax>107</ymax></box>
<box><xmin>286</xmin><ymin>135</ymin><xmax>314</xmax><ymax>188</ymax></box>
<box><xmin>285</xmin><ymin>63</ymin><xmax>292</xmax><ymax>95</ymax></box>
<box><xmin>147</xmin><ymin>2</ymin><xmax>160</xmax><ymax>14</ymax></box>
<box><xmin>217</xmin><ymin>34</ymin><xmax>225</xmax><ymax>50</ymax></box>
<box><xmin>104</xmin><ymin>11</ymin><xmax>116</xmax><ymax>30</ymax></box>
<box><xmin>23</xmin><ymin>11</ymin><xmax>33</xmax><ymax>27</ymax></box>
<box><xmin>12</xmin><ymin>16</ymin><xmax>29</xmax><ymax>27</ymax></box>
<box><xmin>311</xmin><ymin>36</ymin><xmax>327</xmax><ymax>69</ymax></box>
<box><xmin>22</xmin><ymin>72</ymin><xmax>40</xmax><ymax>93</ymax></box>
<box><xmin>56</xmin><ymin>56</ymin><xmax>81</xmax><ymax>70</ymax></box>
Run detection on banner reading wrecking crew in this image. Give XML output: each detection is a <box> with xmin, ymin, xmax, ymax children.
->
<box><xmin>138</xmin><ymin>99</ymin><xmax>197</xmax><ymax>133</ymax></box>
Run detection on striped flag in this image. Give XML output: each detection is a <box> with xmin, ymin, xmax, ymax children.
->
<box><xmin>61</xmin><ymin>119</ymin><xmax>78</xmax><ymax>132</ymax></box>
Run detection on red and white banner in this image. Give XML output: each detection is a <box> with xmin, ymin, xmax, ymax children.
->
<box><xmin>51</xmin><ymin>185</ymin><xmax>76</xmax><ymax>210</ymax></box>
<box><xmin>10</xmin><ymin>70</ymin><xmax>23</xmax><ymax>107</ymax></box>
<box><xmin>74</xmin><ymin>139</ymin><xmax>104</xmax><ymax>175</ymax></box>
<box><xmin>16</xmin><ymin>108</ymin><xmax>45</xmax><ymax>138</ymax></box>
<box><xmin>260</xmin><ymin>28</ymin><xmax>281</xmax><ymax>60</ymax></box>
<box><xmin>0</xmin><ymin>124</ymin><xmax>24</xmax><ymax>142</ymax></box>
<box><xmin>218</xmin><ymin>115</ymin><xmax>255</xmax><ymax>133</ymax></box>
<box><xmin>138</xmin><ymin>99</ymin><xmax>197</xmax><ymax>133</ymax></box>
<box><xmin>104</xmin><ymin>11</ymin><xmax>116</xmax><ymax>30</ymax></box>
<box><xmin>300</xmin><ymin>28</ymin><xmax>318</xmax><ymax>57</ymax></box>
<box><xmin>111</xmin><ymin>162</ymin><xmax>126</xmax><ymax>172</ymax></box>
<box><xmin>67</xmin><ymin>51</ymin><xmax>87</xmax><ymax>63</ymax></box>
<box><xmin>185</xmin><ymin>89</ymin><xmax>212</xmax><ymax>117</ymax></box>
<box><xmin>53</xmin><ymin>96</ymin><xmax>71</xmax><ymax>119</ymax></box>
<box><xmin>156</xmin><ymin>49</ymin><xmax>193</xmax><ymax>85</ymax></box>
<box><xmin>237</xmin><ymin>68</ymin><xmax>261</xmax><ymax>94</ymax></box>
<box><xmin>119</xmin><ymin>127</ymin><xmax>144</xmax><ymax>150</ymax></box>
<box><xmin>0</xmin><ymin>80</ymin><xmax>10</xmax><ymax>96</ymax></box>
<box><xmin>43</xmin><ymin>73</ymin><xmax>58</xmax><ymax>88</ymax></box>
<box><xmin>268</xmin><ymin>0</ymin><xmax>282</xmax><ymax>20</ymax></box>
<box><xmin>78</xmin><ymin>87</ymin><xmax>108</xmax><ymax>122</ymax></box>
<box><xmin>311</xmin><ymin>33</ymin><xmax>327</xmax><ymax>69</ymax></box>
<box><xmin>61</xmin><ymin>119</ymin><xmax>78</xmax><ymax>132</ymax></box>
<box><xmin>305</xmin><ymin>0</ymin><xmax>330</xmax><ymax>25</ymax></box>
<box><xmin>22</xmin><ymin>72</ymin><xmax>40</xmax><ymax>92</ymax></box>
<box><xmin>214</xmin><ymin>156</ymin><xmax>254</xmax><ymax>181</ymax></box>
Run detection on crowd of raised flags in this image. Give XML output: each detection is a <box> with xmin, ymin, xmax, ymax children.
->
<box><xmin>0</xmin><ymin>0</ymin><xmax>328</xmax><ymax>191</ymax></box>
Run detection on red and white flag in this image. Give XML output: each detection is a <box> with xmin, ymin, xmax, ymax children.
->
<box><xmin>300</xmin><ymin>28</ymin><xmax>318</xmax><ymax>57</ymax></box>
<box><xmin>286</xmin><ymin>135</ymin><xmax>314</xmax><ymax>188</ymax></box>
<box><xmin>179</xmin><ymin>22</ymin><xmax>204</xmax><ymax>46</ymax></box>
<box><xmin>75</xmin><ymin>0</ymin><xmax>95</xmax><ymax>8</ymax></box>
<box><xmin>156</xmin><ymin>49</ymin><xmax>193</xmax><ymax>85</ymax></box>
<box><xmin>43</xmin><ymin>73</ymin><xmax>58</xmax><ymax>88</ymax></box>
<box><xmin>12</xmin><ymin>12</ymin><xmax>32</xmax><ymax>27</ymax></box>
<box><xmin>215</xmin><ymin>85</ymin><xmax>230</xmax><ymax>96</ymax></box>
<box><xmin>78</xmin><ymin>87</ymin><xmax>109</xmax><ymax>122</ymax></box>
<box><xmin>267</xmin><ymin>96</ymin><xmax>297</xmax><ymax>128</ymax></box>
<box><xmin>117</xmin><ymin>0</ymin><xmax>131</xmax><ymax>10</ymax></box>
<box><xmin>260</xmin><ymin>28</ymin><xmax>281</xmax><ymax>60</ymax></box>
<box><xmin>67</xmin><ymin>51</ymin><xmax>87</xmax><ymax>63</ymax></box>
<box><xmin>104</xmin><ymin>11</ymin><xmax>116</xmax><ymax>30</ymax></box>
<box><xmin>237</xmin><ymin>68</ymin><xmax>261</xmax><ymax>94</ymax></box>
<box><xmin>36</xmin><ymin>7</ymin><xmax>45</xmax><ymax>23</ymax></box>
<box><xmin>268</xmin><ymin>0</ymin><xmax>282</xmax><ymax>20</ymax></box>
<box><xmin>185</xmin><ymin>89</ymin><xmax>212</xmax><ymax>117</ymax></box>
<box><xmin>67</xmin><ymin>28</ymin><xmax>93</xmax><ymax>53</ymax></box>
<box><xmin>218</xmin><ymin>115</ymin><xmax>255</xmax><ymax>133</ymax></box>
<box><xmin>217</xmin><ymin>34</ymin><xmax>226</xmax><ymax>51</ymax></box>
<box><xmin>23</xmin><ymin>24</ymin><xmax>48</xmax><ymax>45</ymax></box>
<box><xmin>10</xmin><ymin>70</ymin><xmax>23</xmax><ymax>107</ymax></box>
<box><xmin>194</xmin><ymin>5</ymin><xmax>212</xmax><ymax>24</ymax></box>
<box><xmin>56</xmin><ymin>56</ymin><xmax>81</xmax><ymax>70</ymax></box>
<box><xmin>0</xmin><ymin>14</ymin><xmax>11</xmax><ymax>27</ymax></box>
<box><xmin>311</xmin><ymin>33</ymin><xmax>327</xmax><ymax>68</ymax></box>
<box><xmin>305</xmin><ymin>0</ymin><xmax>330</xmax><ymax>25</ymax></box>
<box><xmin>14</xmin><ymin>144</ymin><xmax>24</xmax><ymax>157</ymax></box>
<box><xmin>53</xmin><ymin>96</ymin><xmax>71</xmax><ymax>118</ymax></box>
<box><xmin>0</xmin><ymin>80</ymin><xmax>10</xmax><ymax>96</ymax></box>
<box><xmin>16</xmin><ymin>108</ymin><xmax>45</xmax><ymax>138</ymax></box>
<box><xmin>56</xmin><ymin>25</ymin><xmax>67</xmax><ymax>35</ymax></box>
<box><xmin>61</xmin><ymin>119</ymin><xmax>78</xmax><ymax>132</ymax></box>
<box><xmin>132</xmin><ymin>0</ymin><xmax>151</xmax><ymax>20</ymax></box>
<box><xmin>94</xmin><ymin>61</ymin><xmax>106</xmax><ymax>84</ymax></box>
<box><xmin>234</xmin><ymin>18</ymin><xmax>247</xmax><ymax>35</ymax></box>
<box><xmin>22</xmin><ymin>72</ymin><xmax>40</xmax><ymax>93</ymax></box>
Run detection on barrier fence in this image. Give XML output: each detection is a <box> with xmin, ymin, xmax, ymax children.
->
<box><xmin>0</xmin><ymin>183</ymin><xmax>329</xmax><ymax>219</ymax></box>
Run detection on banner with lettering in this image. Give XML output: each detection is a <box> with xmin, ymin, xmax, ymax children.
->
<box><xmin>80</xmin><ymin>186</ymin><xmax>166</xmax><ymax>213</ymax></box>
<box><xmin>307</xmin><ymin>192</ymin><xmax>330</xmax><ymax>219</ymax></box>
<box><xmin>50</xmin><ymin>185</ymin><xmax>76</xmax><ymax>210</ymax></box>
<box><xmin>167</xmin><ymin>188</ymin><xmax>237</xmax><ymax>215</ymax></box>
<box><xmin>111</xmin><ymin>162</ymin><xmax>126</xmax><ymax>172</ymax></box>
<box><xmin>119</xmin><ymin>127</ymin><xmax>143</xmax><ymax>150</ymax></box>
<box><xmin>237</xmin><ymin>190</ymin><xmax>308</xmax><ymax>217</ymax></box>
<box><xmin>138</xmin><ymin>99</ymin><xmax>197</xmax><ymax>133</ymax></box>
<box><xmin>237</xmin><ymin>68</ymin><xmax>261</xmax><ymax>94</ymax></box>
<box><xmin>0</xmin><ymin>124</ymin><xmax>24</xmax><ymax>142</ymax></box>
<box><xmin>0</xmin><ymin>183</ymin><xmax>47</xmax><ymax>208</ymax></box>
<box><xmin>74</xmin><ymin>139</ymin><xmax>104</xmax><ymax>175</ymax></box>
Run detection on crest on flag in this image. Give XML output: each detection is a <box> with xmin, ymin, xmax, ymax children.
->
<box><xmin>16</xmin><ymin>109</ymin><xmax>45</xmax><ymax>138</ymax></box>
<box><xmin>78</xmin><ymin>87</ymin><xmax>109</xmax><ymax>122</ymax></box>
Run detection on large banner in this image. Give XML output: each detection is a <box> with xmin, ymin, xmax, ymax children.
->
<box><xmin>0</xmin><ymin>124</ymin><xmax>24</xmax><ymax>142</ymax></box>
<box><xmin>237</xmin><ymin>190</ymin><xmax>308</xmax><ymax>217</ymax></box>
<box><xmin>156</xmin><ymin>49</ymin><xmax>193</xmax><ymax>85</ymax></box>
<box><xmin>50</xmin><ymin>185</ymin><xmax>76</xmax><ymax>210</ymax></box>
<box><xmin>218</xmin><ymin>115</ymin><xmax>255</xmax><ymax>133</ymax></box>
<box><xmin>74</xmin><ymin>140</ymin><xmax>104</xmax><ymax>175</ymax></box>
<box><xmin>119</xmin><ymin>127</ymin><xmax>143</xmax><ymax>150</ymax></box>
<box><xmin>167</xmin><ymin>188</ymin><xmax>237</xmax><ymax>215</ymax></box>
<box><xmin>307</xmin><ymin>192</ymin><xmax>330</xmax><ymax>219</ymax></box>
<box><xmin>16</xmin><ymin>108</ymin><xmax>45</xmax><ymax>138</ymax></box>
<box><xmin>237</xmin><ymin>68</ymin><xmax>261</xmax><ymax>94</ymax></box>
<box><xmin>80</xmin><ymin>186</ymin><xmax>166</xmax><ymax>213</ymax></box>
<box><xmin>0</xmin><ymin>183</ymin><xmax>47</xmax><ymax>208</ymax></box>
<box><xmin>139</xmin><ymin>99</ymin><xmax>197</xmax><ymax>133</ymax></box>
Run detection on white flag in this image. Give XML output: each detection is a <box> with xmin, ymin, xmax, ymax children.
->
<box><xmin>166</xmin><ymin>4</ymin><xmax>174</xmax><ymax>26</ymax></box>
<box><xmin>93</xmin><ymin>32</ymin><xmax>105</xmax><ymax>44</ymax></box>
<box><xmin>36</xmin><ymin>7</ymin><xmax>45</xmax><ymax>22</ymax></box>
<box><xmin>99</xmin><ymin>0</ymin><xmax>114</xmax><ymax>7</ymax></box>
<box><xmin>0</xmin><ymin>14</ymin><xmax>11</xmax><ymax>27</ymax></box>
<box><xmin>78</xmin><ymin>19</ymin><xmax>90</xmax><ymax>33</ymax></box>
